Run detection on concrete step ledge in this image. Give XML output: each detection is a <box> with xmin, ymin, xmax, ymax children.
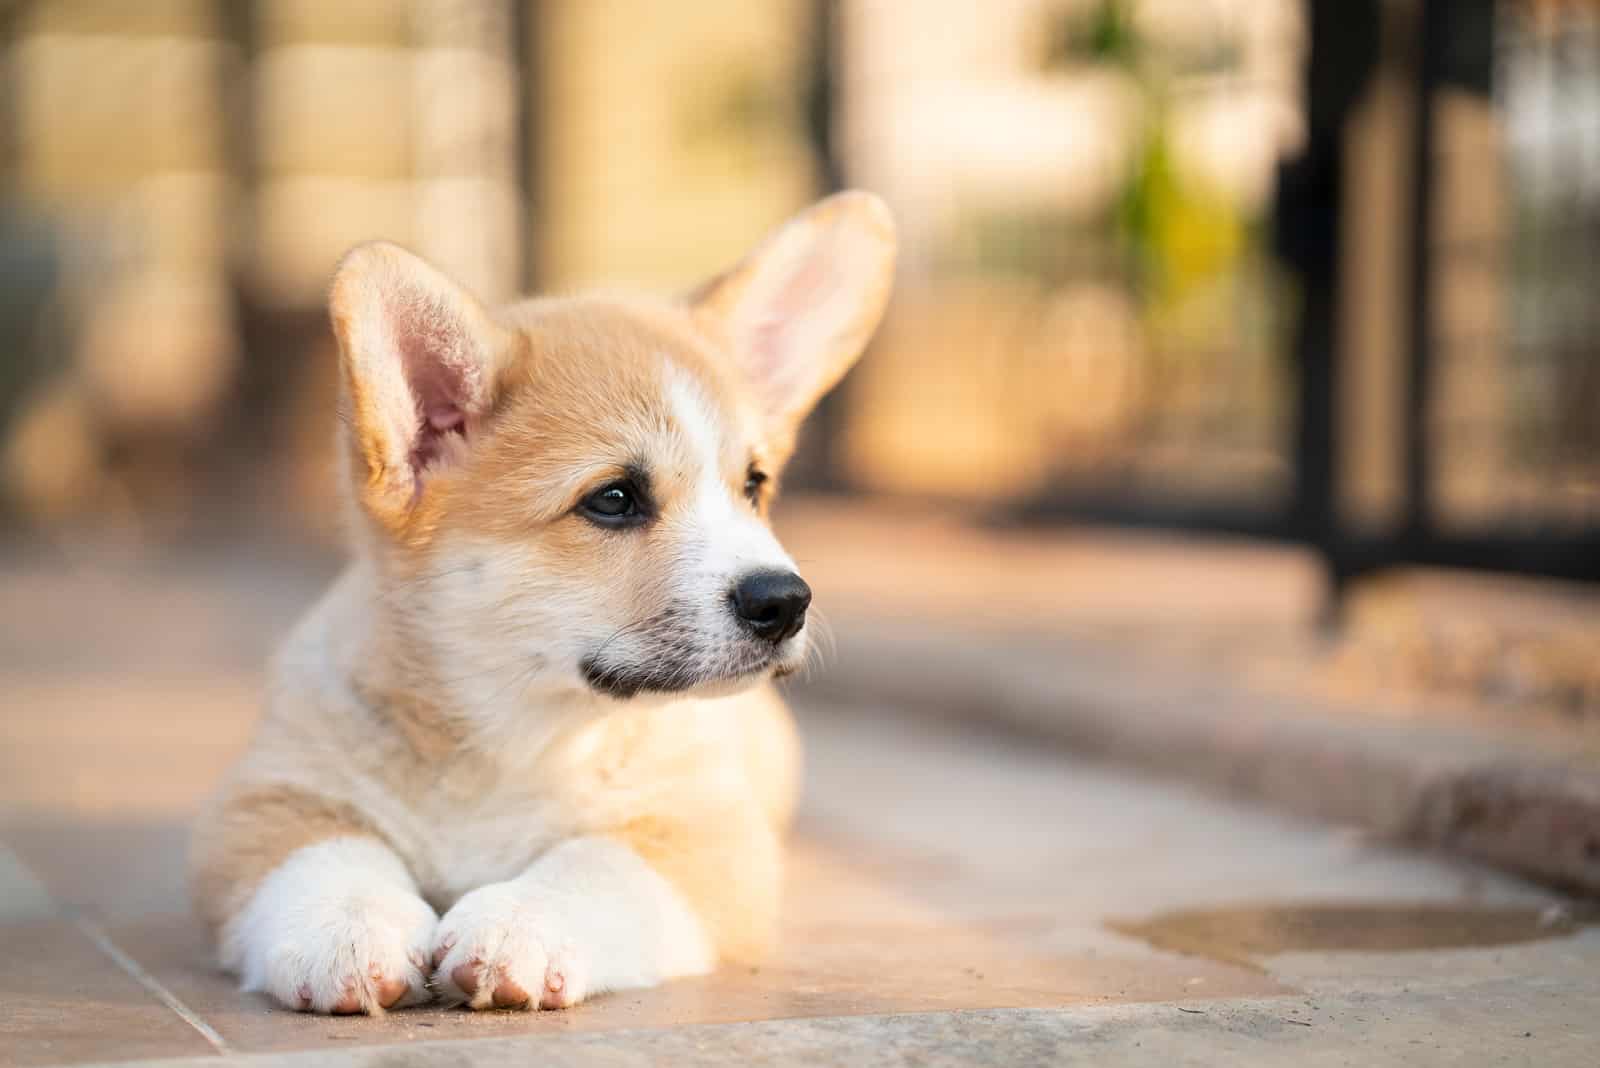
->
<box><xmin>796</xmin><ymin>619</ymin><xmax>1600</xmax><ymax>896</ymax></box>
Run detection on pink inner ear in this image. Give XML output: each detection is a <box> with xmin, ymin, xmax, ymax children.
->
<box><xmin>394</xmin><ymin>300</ymin><xmax>478</xmax><ymax>478</ymax></box>
<box><xmin>411</xmin><ymin>402</ymin><xmax>467</xmax><ymax>483</ymax></box>
<box><xmin>746</xmin><ymin>263</ymin><xmax>838</xmax><ymax>412</ymax></box>
<box><xmin>425</xmin><ymin>405</ymin><xmax>465</xmax><ymax>433</ymax></box>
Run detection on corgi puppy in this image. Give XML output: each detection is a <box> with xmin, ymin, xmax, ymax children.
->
<box><xmin>189</xmin><ymin>192</ymin><xmax>895</xmax><ymax>1014</ymax></box>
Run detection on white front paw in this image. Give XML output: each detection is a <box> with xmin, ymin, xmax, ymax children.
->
<box><xmin>222</xmin><ymin>839</ymin><xmax>438</xmax><ymax>1015</ymax></box>
<box><xmin>431</xmin><ymin>883</ymin><xmax>589</xmax><ymax>1010</ymax></box>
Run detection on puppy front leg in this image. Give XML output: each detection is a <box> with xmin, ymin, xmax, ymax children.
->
<box><xmin>431</xmin><ymin>824</ymin><xmax>775</xmax><ymax>1010</ymax></box>
<box><xmin>431</xmin><ymin>837</ymin><xmax>712</xmax><ymax>1009</ymax></box>
<box><xmin>204</xmin><ymin>833</ymin><xmax>438</xmax><ymax>1015</ymax></box>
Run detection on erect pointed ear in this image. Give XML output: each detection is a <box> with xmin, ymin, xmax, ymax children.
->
<box><xmin>328</xmin><ymin>241</ymin><xmax>517</xmax><ymax>530</ymax></box>
<box><xmin>690</xmin><ymin>191</ymin><xmax>896</xmax><ymax>438</ymax></box>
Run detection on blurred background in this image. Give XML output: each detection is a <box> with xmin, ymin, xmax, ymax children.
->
<box><xmin>2</xmin><ymin>0</ymin><xmax>1599</xmax><ymax>877</ymax></box>
<box><xmin>2</xmin><ymin>0</ymin><xmax>1597</xmax><ymax>568</ymax></box>
<box><xmin>2</xmin><ymin>6</ymin><xmax>1600</xmax><ymax>1057</ymax></box>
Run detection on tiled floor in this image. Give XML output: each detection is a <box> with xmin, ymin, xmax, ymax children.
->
<box><xmin>2</xmin><ymin>687</ymin><xmax>1294</xmax><ymax>1065</ymax></box>
<box><xmin>2</xmin><ymin>545</ymin><xmax>1595</xmax><ymax>1066</ymax></box>
<box><xmin>2</xmin><ymin>683</ymin><xmax>1574</xmax><ymax>1067</ymax></box>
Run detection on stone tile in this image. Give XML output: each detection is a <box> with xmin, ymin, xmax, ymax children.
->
<box><xmin>4</xmin><ymin>819</ymin><xmax>191</xmax><ymax>922</ymax></box>
<box><xmin>80</xmin><ymin>992</ymin><xmax>1600</xmax><ymax>1068</ymax></box>
<box><xmin>1</xmin><ymin>678</ymin><xmax>252</xmax><ymax>821</ymax></box>
<box><xmin>88</xmin><ymin>837</ymin><xmax>1282</xmax><ymax>1058</ymax></box>
<box><xmin>106</xmin><ymin>914</ymin><xmax>1268</xmax><ymax>1056</ymax></box>
<box><xmin>0</xmin><ymin>920</ymin><xmax>216</xmax><ymax>1067</ymax></box>
<box><xmin>1</xmin><ymin>696</ymin><xmax>1287</xmax><ymax>1061</ymax></box>
<box><xmin>5</xmin><ymin>768</ymin><xmax>1283</xmax><ymax>1058</ymax></box>
<box><xmin>795</xmin><ymin>709</ymin><xmax>1558</xmax><ymax>921</ymax></box>
<box><xmin>0</xmin><ymin>843</ymin><xmax>56</xmax><ymax>922</ymax></box>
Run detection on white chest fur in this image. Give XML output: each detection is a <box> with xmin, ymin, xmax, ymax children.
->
<box><xmin>409</xmin><ymin>791</ymin><xmax>575</xmax><ymax>910</ymax></box>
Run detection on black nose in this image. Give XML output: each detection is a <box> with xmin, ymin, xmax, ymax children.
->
<box><xmin>730</xmin><ymin>570</ymin><xmax>812</xmax><ymax>643</ymax></box>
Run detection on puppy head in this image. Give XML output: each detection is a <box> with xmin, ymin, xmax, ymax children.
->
<box><xmin>329</xmin><ymin>192</ymin><xmax>895</xmax><ymax>711</ymax></box>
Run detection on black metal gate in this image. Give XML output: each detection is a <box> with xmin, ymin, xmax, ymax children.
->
<box><xmin>1306</xmin><ymin>0</ymin><xmax>1599</xmax><ymax>592</ymax></box>
<box><xmin>981</xmin><ymin>0</ymin><xmax>1600</xmax><ymax>597</ymax></box>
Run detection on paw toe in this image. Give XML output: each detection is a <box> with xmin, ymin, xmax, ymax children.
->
<box><xmin>491</xmin><ymin>975</ymin><xmax>532</xmax><ymax>1010</ymax></box>
<box><xmin>538</xmin><ymin>950</ymin><xmax>586</xmax><ymax>1009</ymax></box>
<box><xmin>450</xmin><ymin>962</ymin><xmax>481</xmax><ymax>998</ymax></box>
<box><xmin>330</xmin><ymin>988</ymin><xmax>363</xmax><ymax>1015</ymax></box>
<box><xmin>376</xmin><ymin>975</ymin><xmax>412</xmax><ymax>1009</ymax></box>
<box><xmin>537</xmin><ymin>970</ymin><xmax>567</xmax><ymax>1009</ymax></box>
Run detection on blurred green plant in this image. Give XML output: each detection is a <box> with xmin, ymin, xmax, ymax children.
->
<box><xmin>999</xmin><ymin>0</ymin><xmax>1254</xmax><ymax>303</ymax></box>
<box><xmin>1117</xmin><ymin>107</ymin><xmax>1248</xmax><ymax>303</ymax></box>
<box><xmin>985</xmin><ymin>0</ymin><xmax>1291</xmax><ymax>460</ymax></box>
<box><xmin>1039</xmin><ymin>0</ymin><xmax>1239</xmax><ymax>79</ymax></box>
<box><xmin>1038</xmin><ymin>0</ymin><xmax>1140</xmax><ymax>72</ymax></box>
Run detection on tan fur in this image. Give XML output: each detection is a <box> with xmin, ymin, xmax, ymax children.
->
<box><xmin>615</xmin><ymin>686</ymin><xmax>800</xmax><ymax>963</ymax></box>
<box><xmin>618</xmin><ymin>806</ymin><xmax>781</xmax><ymax>964</ymax></box>
<box><xmin>692</xmin><ymin>191</ymin><xmax>897</xmax><ymax>436</ymax></box>
<box><xmin>190</xmin><ymin>786</ymin><xmax>382</xmax><ymax>935</ymax></box>
<box><xmin>190</xmin><ymin>192</ymin><xmax>894</xmax><ymax>1004</ymax></box>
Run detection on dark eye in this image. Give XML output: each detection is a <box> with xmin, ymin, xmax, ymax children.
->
<box><xmin>744</xmin><ymin>465</ymin><xmax>768</xmax><ymax>507</ymax></box>
<box><xmin>581</xmin><ymin>481</ymin><xmax>641</xmax><ymax>525</ymax></box>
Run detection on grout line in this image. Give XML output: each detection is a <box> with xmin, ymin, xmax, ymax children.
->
<box><xmin>0</xmin><ymin>842</ymin><xmax>59</xmax><ymax>922</ymax></box>
<box><xmin>76</xmin><ymin>915</ymin><xmax>235</xmax><ymax>1057</ymax></box>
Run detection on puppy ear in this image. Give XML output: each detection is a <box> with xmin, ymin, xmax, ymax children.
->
<box><xmin>328</xmin><ymin>242</ymin><xmax>517</xmax><ymax>531</ymax></box>
<box><xmin>691</xmin><ymin>191</ymin><xmax>896</xmax><ymax>438</ymax></box>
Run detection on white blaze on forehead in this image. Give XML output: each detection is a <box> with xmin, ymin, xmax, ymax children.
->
<box><xmin>663</xmin><ymin>364</ymin><xmax>794</xmax><ymax>578</ymax></box>
<box><xmin>664</xmin><ymin>365</ymin><xmax>728</xmax><ymax>478</ymax></box>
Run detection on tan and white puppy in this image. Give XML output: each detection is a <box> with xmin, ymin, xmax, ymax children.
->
<box><xmin>189</xmin><ymin>192</ymin><xmax>895</xmax><ymax>1015</ymax></box>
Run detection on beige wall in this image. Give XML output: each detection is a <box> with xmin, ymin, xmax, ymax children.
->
<box><xmin>537</xmin><ymin>0</ymin><xmax>818</xmax><ymax>291</ymax></box>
